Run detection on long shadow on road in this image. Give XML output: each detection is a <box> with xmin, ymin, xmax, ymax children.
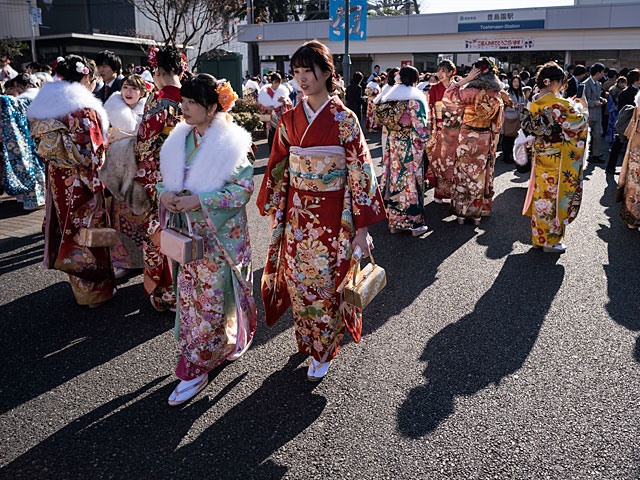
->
<box><xmin>1</xmin><ymin>353</ymin><xmax>325</xmax><ymax>480</ymax></box>
<box><xmin>397</xmin><ymin>250</ymin><xmax>564</xmax><ymax>438</ymax></box>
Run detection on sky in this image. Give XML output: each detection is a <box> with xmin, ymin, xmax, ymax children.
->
<box><xmin>419</xmin><ymin>0</ymin><xmax>574</xmax><ymax>14</ymax></box>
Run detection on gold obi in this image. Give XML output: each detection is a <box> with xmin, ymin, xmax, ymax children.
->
<box><xmin>289</xmin><ymin>146</ymin><xmax>347</xmax><ymax>193</ymax></box>
<box><xmin>463</xmin><ymin>95</ymin><xmax>501</xmax><ymax>129</ymax></box>
<box><xmin>434</xmin><ymin>101</ymin><xmax>444</xmax><ymax>123</ymax></box>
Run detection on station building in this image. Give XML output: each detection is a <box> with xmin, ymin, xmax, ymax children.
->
<box><xmin>237</xmin><ymin>1</ymin><xmax>640</xmax><ymax>75</ymax></box>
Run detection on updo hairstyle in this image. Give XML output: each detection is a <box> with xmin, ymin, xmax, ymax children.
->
<box><xmin>290</xmin><ymin>41</ymin><xmax>338</xmax><ymax>93</ymax></box>
<box><xmin>535</xmin><ymin>62</ymin><xmax>567</xmax><ymax>89</ymax></box>
<box><xmin>180</xmin><ymin>73</ymin><xmax>222</xmax><ymax>111</ymax></box>
<box><xmin>55</xmin><ymin>55</ymin><xmax>98</xmax><ymax>83</ymax></box>
<box><xmin>473</xmin><ymin>57</ymin><xmax>499</xmax><ymax>75</ymax></box>
<box><xmin>387</xmin><ymin>67</ymin><xmax>399</xmax><ymax>86</ymax></box>
<box><xmin>399</xmin><ymin>65</ymin><xmax>419</xmax><ymax>86</ymax></box>
<box><xmin>156</xmin><ymin>46</ymin><xmax>183</xmax><ymax>76</ymax></box>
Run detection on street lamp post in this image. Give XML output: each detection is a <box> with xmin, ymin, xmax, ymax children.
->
<box><xmin>26</xmin><ymin>0</ymin><xmax>37</xmax><ymax>62</ymax></box>
<box><xmin>342</xmin><ymin>0</ymin><xmax>351</xmax><ymax>83</ymax></box>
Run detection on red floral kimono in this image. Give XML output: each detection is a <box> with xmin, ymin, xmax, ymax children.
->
<box><xmin>365</xmin><ymin>84</ymin><xmax>381</xmax><ymax>132</ymax></box>
<box><xmin>426</xmin><ymin>82</ymin><xmax>454</xmax><ymax>199</ymax></box>
<box><xmin>257</xmin><ymin>97</ymin><xmax>386</xmax><ymax>362</ymax></box>
<box><xmin>134</xmin><ymin>86</ymin><xmax>182</xmax><ymax>307</ymax></box>
<box><xmin>29</xmin><ymin>82</ymin><xmax>115</xmax><ymax>306</ymax></box>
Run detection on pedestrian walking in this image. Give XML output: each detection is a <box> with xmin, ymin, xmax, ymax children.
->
<box><xmin>28</xmin><ymin>55</ymin><xmax>116</xmax><ymax>307</ymax></box>
<box><xmin>443</xmin><ymin>58</ymin><xmax>509</xmax><ymax>225</ymax></box>
<box><xmin>375</xmin><ymin>65</ymin><xmax>429</xmax><ymax>235</ymax></box>
<box><xmin>374</xmin><ymin>66</ymin><xmax>399</xmax><ymax>173</ymax></box>
<box><xmin>256</xmin><ymin>41</ymin><xmax>386</xmax><ymax>381</ymax></box>
<box><xmin>520</xmin><ymin>62</ymin><xmax>589</xmax><ymax>253</ymax></box>
<box><xmin>583</xmin><ymin>63</ymin><xmax>606</xmax><ymax>163</ymax></box>
<box><xmin>258</xmin><ymin>72</ymin><xmax>291</xmax><ymax>150</ymax></box>
<box><xmin>158</xmin><ymin>74</ymin><xmax>256</xmax><ymax>406</ymax></box>
<box><xmin>501</xmin><ymin>75</ymin><xmax>526</xmax><ymax>164</ymax></box>
<box><xmin>135</xmin><ymin>46</ymin><xmax>185</xmax><ymax>312</ymax></box>
<box><xmin>364</xmin><ymin>76</ymin><xmax>381</xmax><ymax>132</ymax></box>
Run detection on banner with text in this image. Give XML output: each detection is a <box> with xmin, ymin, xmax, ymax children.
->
<box><xmin>464</xmin><ymin>38</ymin><xmax>536</xmax><ymax>51</ymax></box>
<box><xmin>329</xmin><ymin>0</ymin><xmax>367</xmax><ymax>42</ymax></box>
<box><xmin>458</xmin><ymin>10</ymin><xmax>545</xmax><ymax>32</ymax></box>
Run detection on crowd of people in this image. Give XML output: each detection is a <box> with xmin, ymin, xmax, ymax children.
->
<box><xmin>1</xmin><ymin>41</ymin><xmax>639</xmax><ymax>406</ymax></box>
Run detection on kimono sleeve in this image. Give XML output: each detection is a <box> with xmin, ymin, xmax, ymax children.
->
<box><xmin>339</xmin><ymin>109</ymin><xmax>387</xmax><ymax>229</ymax></box>
<box><xmin>256</xmin><ymin>116</ymin><xmax>290</xmax><ymax>218</ymax></box>
<box><xmin>67</xmin><ymin>108</ymin><xmax>106</xmax><ymax>193</ymax></box>
<box><xmin>200</xmin><ymin>160</ymin><xmax>254</xmax><ymax>231</ymax></box>
<box><xmin>443</xmin><ymin>82</ymin><xmax>476</xmax><ymax>106</ymax></box>
<box><xmin>560</xmin><ymin>101</ymin><xmax>589</xmax><ymax>136</ymax></box>
<box><xmin>410</xmin><ymin>100</ymin><xmax>429</xmax><ymax>147</ymax></box>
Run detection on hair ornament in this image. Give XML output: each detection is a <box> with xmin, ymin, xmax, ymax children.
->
<box><xmin>394</xmin><ymin>72</ymin><xmax>401</xmax><ymax>84</ymax></box>
<box><xmin>146</xmin><ymin>47</ymin><xmax>159</xmax><ymax>69</ymax></box>
<box><xmin>76</xmin><ymin>62</ymin><xmax>89</xmax><ymax>75</ymax></box>
<box><xmin>216</xmin><ymin>80</ymin><xmax>238</xmax><ymax>112</ymax></box>
<box><xmin>180</xmin><ymin>53</ymin><xmax>188</xmax><ymax>73</ymax></box>
<box><xmin>543</xmin><ymin>78</ymin><xmax>551</xmax><ymax>86</ymax></box>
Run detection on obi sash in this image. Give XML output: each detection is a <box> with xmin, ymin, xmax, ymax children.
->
<box><xmin>288</xmin><ymin>145</ymin><xmax>347</xmax><ymax>192</ymax></box>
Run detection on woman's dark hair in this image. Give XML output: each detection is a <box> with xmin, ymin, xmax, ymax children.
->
<box><xmin>626</xmin><ymin>69</ymin><xmax>640</xmax><ymax>85</ymax></box>
<box><xmin>399</xmin><ymin>65</ymin><xmax>419</xmax><ymax>86</ymax></box>
<box><xmin>270</xmin><ymin>72</ymin><xmax>282</xmax><ymax>84</ymax></box>
<box><xmin>55</xmin><ymin>55</ymin><xmax>98</xmax><ymax>83</ymax></box>
<box><xmin>351</xmin><ymin>71</ymin><xmax>363</xmax><ymax>85</ymax></box>
<box><xmin>437</xmin><ymin>59</ymin><xmax>456</xmax><ymax>73</ymax></box>
<box><xmin>387</xmin><ymin>67</ymin><xmax>399</xmax><ymax>86</ymax></box>
<box><xmin>616</xmin><ymin>77</ymin><xmax>627</xmax><ymax>87</ymax></box>
<box><xmin>14</xmin><ymin>72</ymin><xmax>40</xmax><ymax>88</ymax></box>
<box><xmin>473</xmin><ymin>57</ymin><xmax>498</xmax><ymax>75</ymax></box>
<box><xmin>508</xmin><ymin>75</ymin><xmax>524</xmax><ymax>98</ymax></box>
<box><xmin>290</xmin><ymin>40</ymin><xmax>337</xmax><ymax>92</ymax></box>
<box><xmin>95</xmin><ymin>50</ymin><xmax>122</xmax><ymax>74</ymax></box>
<box><xmin>535</xmin><ymin>61</ymin><xmax>567</xmax><ymax>89</ymax></box>
<box><xmin>180</xmin><ymin>73</ymin><xmax>222</xmax><ymax>111</ymax></box>
<box><xmin>156</xmin><ymin>46</ymin><xmax>183</xmax><ymax>76</ymax></box>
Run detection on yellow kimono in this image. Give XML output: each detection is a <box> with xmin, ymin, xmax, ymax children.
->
<box><xmin>520</xmin><ymin>92</ymin><xmax>589</xmax><ymax>246</ymax></box>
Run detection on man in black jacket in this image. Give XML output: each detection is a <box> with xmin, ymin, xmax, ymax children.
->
<box><xmin>346</xmin><ymin>71</ymin><xmax>366</xmax><ymax>123</ymax></box>
<box><xmin>93</xmin><ymin>50</ymin><xmax>122</xmax><ymax>103</ymax></box>
<box><xmin>606</xmin><ymin>69</ymin><xmax>640</xmax><ymax>174</ymax></box>
<box><xmin>565</xmin><ymin>65</ymin><xmax>578</xmax><ymax>98</ymax></box>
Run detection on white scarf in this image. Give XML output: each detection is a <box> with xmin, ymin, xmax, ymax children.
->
<box><xmin>159</xmin><ymin>113</ymin><xmax>253</xmax><ymax>194</ymax></box>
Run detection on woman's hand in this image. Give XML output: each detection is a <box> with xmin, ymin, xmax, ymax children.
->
<box><xmin>269</xmin><ymin>213</ymin><xmax>277</xmax><ymax>231</ymax></box>
<box><xmin>352</xmin><ymin>227</ymin><xmax>372</xmax><ymax>258</ymax></box>
<box><xmin>459</xmin><ymin>67</ymin><xmax>481</xmax><ymax>85</ymax></box>
<box><xmin>173</xmin><ymin>194</ymin><xmax>201</xmax><ymax>212</ymax></box>
<box><xmin>92</xmin><ymin>189</ymin><xmax>104</xmax><ymax>212</ymax></box>
<box><xmin>160</xmin><ymin>192</ymin><xmax>179</xmax><ymax>213</ymax></box>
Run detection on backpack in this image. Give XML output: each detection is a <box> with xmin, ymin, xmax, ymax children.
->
<box><xmin>616</xmin><ymin>104</ymin><xmax>635</xmax><ymax>137</ymax></box>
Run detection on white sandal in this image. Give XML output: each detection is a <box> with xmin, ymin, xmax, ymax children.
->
<box><xmin>307</xmin><ymin>359</ymin><xmax>331</xmax><ymax>382</ymax></box>
<box><xmin>168</xmin><ymin>374</ymin><xmax>208</xmax><ymax>407</ymax></box>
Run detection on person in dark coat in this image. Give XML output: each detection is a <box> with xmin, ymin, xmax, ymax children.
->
<box><xmin>607</xmin><ymin>69</ymin><xmax>640</xmax><ymax>174</ymax></box>
<box><xmin>346</xmin><ymin>71</ymin><xmax>366</xmax><ymax>122</ymax></box>
<box><xmin>93</xmin><ymin>50</ymin><xmax>123</xmax><ymax>103</ymax></box>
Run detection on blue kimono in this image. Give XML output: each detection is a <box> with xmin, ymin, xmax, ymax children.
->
<box><xmin>1</xmin><ymin>94</ymin><xmax>46</xmax><ymax>209</ymax></box>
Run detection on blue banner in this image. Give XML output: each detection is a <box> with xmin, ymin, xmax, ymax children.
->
<box><xmin>329</xmin><ymin>0</ymin><xmax>367</xmax><ymax>42</ymax></box>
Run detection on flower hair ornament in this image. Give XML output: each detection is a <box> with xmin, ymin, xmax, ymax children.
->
<box><xmin>180</xmin><ymin>53</ymin><xmax>188</xmax><ymax>73</ymax></box>
<box><xmin>76</xmin><ymin>61</ymin><xmax>89</xmax><ymax>75</ymax></box>
<box><xmin>394</xmin><ymin>71</ymin><xmax>401</xmax><ymax>84</ymax></box>
<box><xmin>52</xmin><ymin>56</ymin><xmax>65</xmax><ymax>69</ymax></box>
<box><xmin>477</xmin><ymin>58</ymin><xmax>497</xmax><ymax>74</ymax></box>
<box><xmin>216</xmin><ymin>80</ymin><xmax>238</xmax><ymax>113</ymax></box>
<box><xmin>146</xmin><ymin>47</ymin><xmax>159</xmax><ymax>69</ymax></box>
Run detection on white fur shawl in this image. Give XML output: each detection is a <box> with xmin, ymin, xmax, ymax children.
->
<box><xmin>289</xmin><ymin>78</ymin><xmax>302</xmax><ymax>92</ymax></box>
<box><xmin>159</xmin><ymin>113</ymin><xmax>253</xmax><ymax>194</ymax></box>
<box><xmin>258</xmin><ymin>84</ymin><xmax>290</xmax><ymax>109</ymax></box>
<box><xmin>104</xmin><ymin>92</ymin><xmax>145</xmax><ymax>135</ymax></box>
<box><xmin>18</xmin><ymin>87</ymin><xmax>39</xmax><ymax>101</ymax></box>
<box><xmin>374</xmin><ymin>84</ymin><xmax>391</xmax><ymax>104</ymax></box>
<box><xmin>378</xmin><ymin>84</ymin><xmax>428</xmax><ymax>110</ymax></box>
<box><xmin>244</xmin><ymin>79</ymin><xmax>260</xmax><ymax>92</ymax></box>
<box><xmin>27</xmin><ymin>80</ymin><xmax>109</xmax><ymax>138</ymax></box>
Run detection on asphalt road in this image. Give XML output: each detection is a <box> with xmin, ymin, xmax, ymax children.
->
<box><xmin>1</xmin><ymin>133</ymin><xmax>639</xmax><ymax>479</ymax></box>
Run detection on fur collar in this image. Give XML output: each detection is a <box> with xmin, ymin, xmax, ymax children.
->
<box><xmin>378</xmin><ymin>84</ymin><xmax>428</xmax><ymax>109</ymax></box>
<box><xmin>258</xmin><ymin>84</ymin><xmax>290</xmax><ymax>109</ymax></box>
<box><xmin>104</xmin><ymin>92</ymin><xmax>145</xmax><ymax>135</ymax></box>
<box><xmin>244</xmin><ymin>79</ymin><xmax>260</xmax><ymax>91</ymax></box>
<box><xmin>18</xmin><ymin>87</ymin><xmax>39</xmax><ymax>101</ymax></box>
<box><xmin>366</xmin><ymin>81</ymin><xmax>380</xmax><ymax>90</ymax></box>
<box><xmin>159</xmin><ymin>113</ymin><xmax>252</xmax><ymax>194</ymax></box>
<box><xmin>289</xmin><ymin>78</ymin><xmax>302</xmax><ymax>92</ymax></box>
<box><xmin>374</xmin><ymin>84</ymin><xmax>391</xmax><ymax>104</ymax></box>
<box><xmin>466</xmin><ymin>74</ymin><xmax>504</xmax><ymax>92</ymax></box>
<box><xmin>27</xmin><ymin>80</ymin><xmax>109</xmax><ymax>138</ymax></box>
<box><xmin>635</xmin><ymin>90</ymin><xmax>640</xmax><ymax>108</ymax></box>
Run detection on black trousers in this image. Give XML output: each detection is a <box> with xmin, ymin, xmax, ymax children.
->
<box><xmin>501</xmin><ymin>135</ymin><xmax>516</xmax><ymax>163</ymax></box>
<box><xmin>606</xmin><ymin>135</ymin><xmax>627</xmax><ymax>172</ymax></box>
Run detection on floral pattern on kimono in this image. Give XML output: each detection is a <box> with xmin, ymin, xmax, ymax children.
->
<box><xmin>158</xmin><ymin>158</ymin><xmax>255</xmax><ymax>380</ymax></box>
<box><xmin>365</xmin><ymin>86</ymin><xmax>381</xmax><ymax>131</ymax></box>
<box><xmin>1</xmin><ymin>95</ymin><xmax>46</xmax><ymax>209</ymax></box>
<box><xmin>30</xmin><ymin>109</ymin><xmax>115</xmax><ymax>305</ymax></box>
<box><xmin>618</xmin><ymin>103</ymin><xmax>640</xmax><ymax>227</ymax></box>
<box><xmin>134</xmin><ymin>86</ymin><xmax>182</xmax><ymax>303</ymax></box>
<box><xmin>257</xmin><ymin>97</ymin><xmax>386</xmax><ymax>362</ymax></box>
<box><xmin>521</xmin><ymin>93</ymin><xmax>588</xmax><ymax>246</ymax></box>
<box><xmin>426</xmin><ymin>82</ymin><xmax>455</xmax><ymax>199</ymax></box>
<box><xmin>443</xmin><ymin>83</ymin><xmax>507</xmax><ymax>219</ymax></box>
<box><xmin>375</xmin><ymin>99</ymin><xmax>429</xmax><ymax>229</ymax></box>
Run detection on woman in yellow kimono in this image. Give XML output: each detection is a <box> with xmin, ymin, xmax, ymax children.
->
<box><xmin>519</xmin><ymin>62</ymin><xmax>589</xmax><ymax>253</ymax></box>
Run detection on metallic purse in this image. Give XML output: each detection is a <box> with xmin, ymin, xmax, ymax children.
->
<box><xmin>78</xmin><ymin>210</ymin><xmax>118</xmax><ymax>248</ymax></box>
<box><xmin>160</xmin><ymin>213</ymin><xmax>204</xmax><ymax>265</ymax></box>
<box><xmin>343</xmin><ymin>252</ymin><xmax>387</xmax><ymax>310</ymax></box>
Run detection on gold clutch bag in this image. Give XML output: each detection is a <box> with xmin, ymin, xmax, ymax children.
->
<box><xmin>160</xmin><ymin>212</ymin><xmax>204</xmax><ymax>265</ymax></box>
<box><xmin>343</xmin><ymin>253</ymin><xmax>387</xmax><ymax>309</ymax></box>
<box><xmin>78</xmin><ymin>210</ymin><xmax>118</xmax><ymax>248</ymax></box>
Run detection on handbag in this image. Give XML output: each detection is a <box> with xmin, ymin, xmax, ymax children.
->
<box><xmin>160</xmin><ymin>213</ymin><xmax>204</xmax><ymax>265</ymax></box>
<box><xmin>343</xmin><ymin>251</ymin><xmax>387</xmax><ymax>310</ymax></box>
<box><xmin>78</xmin><ymin>209</ymin><xmax>118</xmax><ymax>247</ymax></box>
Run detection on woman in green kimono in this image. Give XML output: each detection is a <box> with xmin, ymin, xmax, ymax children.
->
<box><xmin>158</xmin><ymin>74</ymin><xmax>256</xmax><ymax>406</ymax></box>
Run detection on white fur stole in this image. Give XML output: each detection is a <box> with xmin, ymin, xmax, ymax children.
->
<box><xmin>104</xmin><ymin>92</ymin><xmax>145</xmax><ymax>135</ymax></box>
<box><xmin>258</xmin><ymin>84</ymin><xmax>290</xmax><ymax>109</ymax></box>
<box><xmin>378</xmin><ymin>84</ymin><xmax>428</xmax><ymax>110</ymax></box>
<box><xmin>159</xmin><ymin>113</ymin><xmax>253</xmax><ymax>194</ymax></box>
<box><xmin>27</xmin><ymin>80</ymin><xmax>110</xmax><ymax>138</ymax></box>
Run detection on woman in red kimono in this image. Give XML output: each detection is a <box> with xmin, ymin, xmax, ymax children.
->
<box><xmin>28</xmin><ymin>55</ymin><xmax>115</xmax><ymax>307</ymax></box>
<box><xmin>134</xmin><ymin>46</ymin><xmax>185</xmax><ymax>311</ymax></box>
<box><xmin>257</xmin><ymin>41</ymin><xmax>386</xmax><ymax>381</ymax></box>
